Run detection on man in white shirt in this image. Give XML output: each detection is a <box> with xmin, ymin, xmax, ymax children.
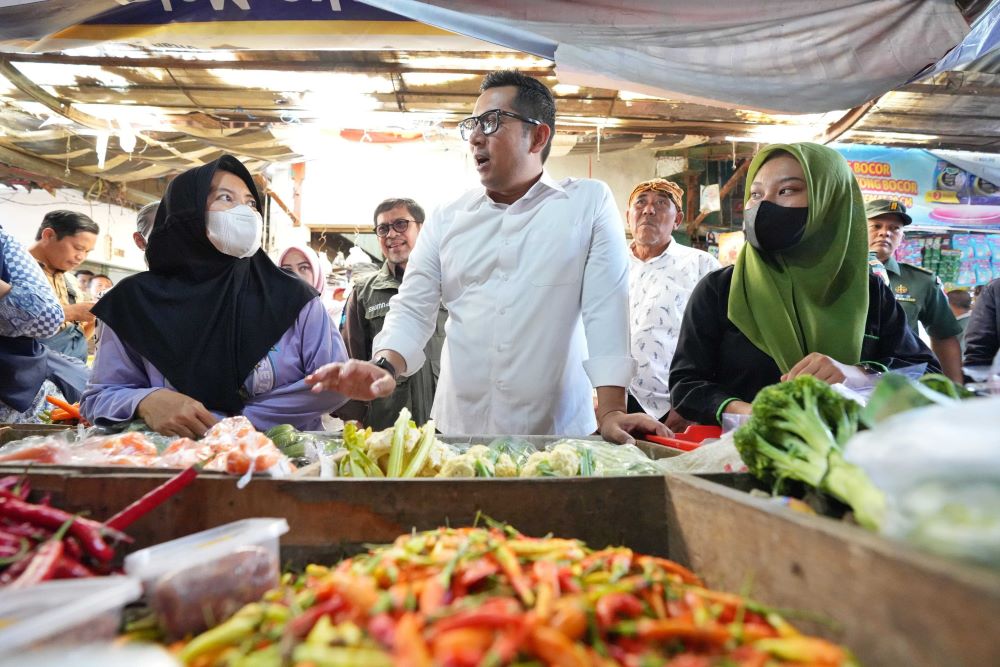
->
<box><xmin>307</xmin><ymin>70</ymin><xmax>667</xmax><ymax>444</ymax></box>
<box><xmin>625</xmin><ymin>179</ymin><xmax>720</xmax><ymax>429</ymax></box>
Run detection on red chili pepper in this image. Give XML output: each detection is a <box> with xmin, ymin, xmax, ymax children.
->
<box><xmin>0</xmin><ymin>521</ymin><xmax>50</xmax><ymax>542</ymax></box>
<box><xmin>427</xmin><ymin>598</ymin><xmax>523</xmax><ymax>637</ymax></box>
<box><xmin>0</xmin><ymin>477</ymin><xmax>29</xmax><ymax>500</ymax></box>
<box><xmin>53</xmin><ymin>555</ymin><xmax>94</xmax><ymax>579</ymax></box>
<box><xmin>0</xmin><ymin>551</ymin><xmax>31</xmax><ymax>585</ymax></box>
<box><xmin>104</xmin><ymin>465</ymin><xmax>199</xmax><ymax>531</ymax></box>
<box><xmin>8</xmin><ymin>539</ymin><xmax>63</xmax><ymax>589</ymax></box>
<box><xmin>596</xmin><ymin>592</ymin><xmax>644</xmax><ymax>628</ymax></box>
<box><xmin>0</xmin><ymin>497</ymin><xmax>113</xmax><ymax>562</ymax></box>
<box><xmin>367</xmin><ymin>612</ymin><xmax>397</xmax><ymax>648</ymax></box>
<box><xmin>63</xmin><ymin>536</ymin><xmax>83</xmax><ymax>560</ymax></box>
<box><xmin>286</xmin><ymin>596</ymin><xmax>347</xmax><ymax>638</ymax></box>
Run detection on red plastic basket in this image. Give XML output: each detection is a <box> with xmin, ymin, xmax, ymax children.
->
<box><xmin>645</xmin><ymin>424</ymin><xmax>722</xmax><ymax>452</ymax></box>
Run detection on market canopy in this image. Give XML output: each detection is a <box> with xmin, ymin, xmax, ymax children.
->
<box><xmin>0</xmin><ymin>0</ymin><xmax>996</xmax><ymax>206</ymax></box>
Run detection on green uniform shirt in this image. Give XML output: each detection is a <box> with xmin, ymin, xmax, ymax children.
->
<box><xmin>884</xmin><ymin>257</ymin><xmax>962</xmax><ymax>339</ymax></box>
<box><xmin>341</xmin><ymin>262</ymin><xmax>447</xmax><ymax>430</ymax></box>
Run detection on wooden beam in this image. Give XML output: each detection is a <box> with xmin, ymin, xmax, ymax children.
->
<box><xmin>0</xmin><ymin>59</ymin><xmax>201</xmax><ymax>167</ymax></box>
<box><xmin>0</xmin><ymin>144</ymin><xmax>157</xmax><ymax>206</ymax></box>
<box><xmin>0</xmin><ymin>52</ymin><xmax>555</xmax><ymax>76</ymax></box>
<box><xmin>687</xmin><ymin>159</ymin><xmax>750</xmax><ymax>236</ymax></box>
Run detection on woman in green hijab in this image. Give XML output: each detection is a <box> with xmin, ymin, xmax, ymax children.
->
<box><xmin>668</xmin><ymin>143</ymin><xmax>938</xmax><ymax>425</ymax></box>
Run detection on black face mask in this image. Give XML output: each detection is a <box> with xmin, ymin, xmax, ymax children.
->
<box><xmin>744</xmin><ymin>200</ymin><xmax>809</xmax><ymax>253</ymax></box>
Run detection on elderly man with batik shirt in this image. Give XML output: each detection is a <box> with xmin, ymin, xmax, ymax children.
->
<box><xmin>626</xmin><ymin>179</ymin><xmax>720</xmax><ymax>430</ymax></box>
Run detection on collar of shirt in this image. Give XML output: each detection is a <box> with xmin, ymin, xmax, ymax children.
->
<box><xmin>884</xmin><ymin>256</ymin><xmax>902</xmax><ymax>276</ymax></box>
<box><xmin>473</xmin><ymin>170</ymin><xmax>568</xmax><ymax>208</ymax></box>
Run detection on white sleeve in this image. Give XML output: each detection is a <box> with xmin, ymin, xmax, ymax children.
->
<box><xmin>372</xmin><ymin>209</ymin><xmax>444</xmax><ymax>377</ymax></box>
<box><xmin>580</xmin><ymin>182</ymin><xmax>636</xmax><ymax>388</ymax></box>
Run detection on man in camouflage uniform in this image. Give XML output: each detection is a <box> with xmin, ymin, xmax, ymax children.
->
<box><xmin>340</xmin><ymin>198</ymin><xmax>446</xmax><ymax>429</ymax></box>
<box><xmin>866</xmin><ymin>199</ymin><xmax>963</xmax><ymax>383</ymax></box>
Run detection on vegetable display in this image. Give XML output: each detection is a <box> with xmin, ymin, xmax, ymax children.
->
<box><xmin>0</xmin><ymin>475</ymin><xmax>128</xmax><ymax>587</ymax></box>
<box><xmin>734</xmin><ymin>375</ymin><xmax>886</xmax><ymax>530</ymax></box>
<box><xmin>280</xmin><ymin>408</ymin><xmax>664</xmax><ymax>479</ymax></box>
<box><xmin>0</xmin><ymin>417</ymin><xmax>291</xmax><ymax>476</ymax></box>
<box><xmin>175</xmin><ymin>524</ymin><xmax>853</xmax><ymax>666</ymax></box>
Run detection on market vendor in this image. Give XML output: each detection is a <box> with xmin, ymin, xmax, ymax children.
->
<box><xmin>668</xmin><ymin>142</ymin><xmax>940</xmax><ymax>425</ymax></box>
<box><xmin>306</xmin><ymin>70</ymin><xmax>668</xmax><ymax>444</ymax></box>
<box><xmin>81</xmin><ymin>155</ymin><xmax>348</xmax><ymax>438</ymax></box>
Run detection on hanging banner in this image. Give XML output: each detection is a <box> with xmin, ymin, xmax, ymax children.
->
<box><xmin>834</xmin><ymin>144</ymin><xmax>1000</xmax><ymax>230</ymax></box>
<box><xmin>0</xmin><ymin>0</ymin><xmax>496</xmax><ymax>53</ymax></box>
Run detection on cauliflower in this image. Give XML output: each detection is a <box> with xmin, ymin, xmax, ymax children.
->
<box><xmin>520</xmin><ymin>444</ymin><xmax>580</xmax><ymax>477</ymax></box>
<box><xmin>365</xmin><ymin>424</ymin><xmax>422</xmax><ymax>467</ymax></box>
<box><xmin>437</xmin><ymin>454</ymin><xmax>477</xmax><ymax>478</ymax></box>
<box><xmin>494</xmin><ymin>453</ymin><xmax>519</xmax><ymax>478</ymax></box>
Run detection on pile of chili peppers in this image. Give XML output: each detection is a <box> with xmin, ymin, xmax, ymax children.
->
<box><xmin>0</xmin><ymin>475</ymin><xmax>129</xmax><ymax>588</ymax></box>
<box><xmin>176</xmin><ymin>524</ymin><xmax>853</xmax><ymax>667</ymax></box>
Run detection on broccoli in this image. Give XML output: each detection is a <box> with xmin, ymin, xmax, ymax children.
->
<box><xmin>734</xmin><ymin>375</ymin><xmax>885</xmax><ymax>530</ymax></box>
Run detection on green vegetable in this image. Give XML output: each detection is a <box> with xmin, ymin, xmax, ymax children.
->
<box><xmin>734</xmin><ymin>375</ymin><xmax>885</xmax><ymax>530</ymax></box>
<box><xmin>860</xmin><ymin>373</ymin><xmax>958</xmax><ymax>427</ymax></box>
<box><xmin>918</xmin><ymin>373</ymin><xmax>975</xmax><ymax>400</ymax></box>
<box><xmin>401</xmin><ymin>421</ymin><xmax>437</xmax><ymax>477</ymax></box>
<box><xmin>386</xmin><ymin>408</ymin><xmax>411</xmax><ymax>478</ymax></box>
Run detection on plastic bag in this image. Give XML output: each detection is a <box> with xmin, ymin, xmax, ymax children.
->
<box><xmin>845</xmin><ymin>397</ymin><xmax>1000</xmax><ymax>567</ymax></box>
<box><xmin>653</xmin><ymin>432</ymin><xmax>748</xmax><ymax>474</ymax></box>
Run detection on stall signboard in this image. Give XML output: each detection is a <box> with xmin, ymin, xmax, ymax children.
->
<box><xmin>1</xmin><ymin>0</ymin><xmax>491</xmax><ymax>52</ymax></box>
<box><xmin>834</xmin><ymin>144</ymin><xmax>1000</xmax><ymax>230</ymax></box>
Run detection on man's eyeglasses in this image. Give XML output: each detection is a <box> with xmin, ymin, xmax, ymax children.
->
<box><xmin>458</xmin><ymin>108</ymin><xmax>542</xmax><ymax>141</ymax></box>
<box><xmin>374</xmin><ymin>218</ymin><xmax>416</xmax><ymax>237</ymax></box>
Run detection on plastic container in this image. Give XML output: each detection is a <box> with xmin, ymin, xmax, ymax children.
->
<box><xmin>124</xmin><ymin>518</ymin><xmax>289</xmax><ymax>639</ymax></box>
<box><xmin>646</xmin><ymin>425</ymin><xmax>723</xmax><ymax>451</ymax></box>
<box><xmin>0</xmin><ymin>576</ymin><xmax>141</xmax><ymax>657</ymax></box>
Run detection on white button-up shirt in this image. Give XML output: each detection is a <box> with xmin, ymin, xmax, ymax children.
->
<box><xmin>374</xmin><ymin>172</ymin><xmax>635</xmax><ymax>436</ymax></box>
<box><xmin>629</xmin><ymin>240</ymin><xmax>720</xmax><ymax>418</ymax></box>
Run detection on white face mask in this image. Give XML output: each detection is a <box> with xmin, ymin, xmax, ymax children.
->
<box><xmin>205</xmin><ymin>204</ymin><xmax>262</xmax><ymax>259</ymax></box>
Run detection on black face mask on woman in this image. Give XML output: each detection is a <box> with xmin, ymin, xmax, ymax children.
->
<box><xmin>743</xmin><ymin>200</ymin><xmax>809</xmax><ymax>253</ymax></box>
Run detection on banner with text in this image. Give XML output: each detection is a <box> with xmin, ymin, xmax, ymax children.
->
<box><xmin>835</xmin><ymin>144</ymin><xmax>1000</xmax><ymax>230</ymax></box>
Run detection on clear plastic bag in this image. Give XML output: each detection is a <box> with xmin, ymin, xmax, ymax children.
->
<box><xmin>653</xmin><ymin>432</ymin><xmax>748</xmax><ymax>474</ymax></box>
<box><xmin>845</xmin><ymin>397</ymin><xmax>1000</xmax><ymax>567</ymax></box>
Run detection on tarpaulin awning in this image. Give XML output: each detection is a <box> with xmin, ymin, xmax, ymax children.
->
<box><xmin>357</xmin><ymin>0</ymin><xmax>970</xmax><ymax>113</ymax></box>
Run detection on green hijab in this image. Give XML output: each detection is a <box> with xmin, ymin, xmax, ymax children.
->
<box><xmin>728</xmin><ymin>142</ymin><xmax>869</xmax><ymax>373</ymax></box>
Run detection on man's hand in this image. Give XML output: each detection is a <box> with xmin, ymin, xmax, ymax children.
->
<box><xmin>306</xmin><ymin>359</ymin><xmax>396</xmax><ymax>400</ymax></box>
<box><xmin>137</xmin><ymin>388</ymin><xmax>219</xmax><ymax>439</ymax></box>
<box><xmin>62</xmin><ymin>302</ymin><xmax>95</xmax><ymax>323</ymax></box>
<box><xmin>723</xmin><ymin>400</ymin><xmax>753</xmax><ymax>416</ymax></box>
<box><xmin>599</xmin><ymin>410</ymin><xmax>671</xmax><ymax>445</ymax></box>
<box><xmin>781</xmin><ymin>352</ymin><xmax>867</xmax><ymax>386</ymax></box>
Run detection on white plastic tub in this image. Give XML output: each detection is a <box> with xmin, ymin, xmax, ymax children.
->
<box><xmin>124</xmin><ymin>518</ymin><xmax>288</xmax><ymax>639</ymax></box>
<box><xmin>0</xmin><ymin>576</ymin><xmax>141</xmax><ymax>656</ymax></box>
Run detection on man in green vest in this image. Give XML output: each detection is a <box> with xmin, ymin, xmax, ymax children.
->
<box><xmin>866</xmin><ymin>199</ymin><xmax>963</xmax><ymax>383</ymax></box>
<box><xmin>340</xmin><ymin>198</ymin><xmax>446</xmax><ymax>429</ymax></box>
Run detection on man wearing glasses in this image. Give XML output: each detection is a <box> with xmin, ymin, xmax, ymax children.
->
<box><xmin>308</xmin><ymin>70</ymin><xmax>668</xmax><ymax>444</ymax></box>
<box><xmin>340</xmin><ymin>198</ymin><xmax>446</xmax><ymax>429</ymax></box>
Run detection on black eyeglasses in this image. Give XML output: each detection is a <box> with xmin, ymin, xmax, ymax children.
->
<box><xmin>374</xmin><ymin>218</ymin><xmax>416</xmax><ymax>237</ymax></box>
<box><xmin>458</xmin><ymin>108</ymin><xmax>542</xmax><ymax>141</ymax></box>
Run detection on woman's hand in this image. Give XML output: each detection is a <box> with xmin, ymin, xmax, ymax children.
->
<box><xmin>306</xmin><ymin>359</ymin><xmax>396</xmax><ymax>400</ymax></box>
<box><xmin>598</xmin><ymin>411</ymin><xmax>671</xmax><ymax>445</ymax></box>
<box><xmin>781</xmin><ymin>352</ymin><xmax>867</xmax><ymax>386</ymax></box>
<box><xmin>137</xmin><ymin>388</ymin><xmax>219</xmax><ymax>439</ymax></box>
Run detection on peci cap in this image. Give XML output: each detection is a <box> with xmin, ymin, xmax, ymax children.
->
<box><xmin>865</xmin><ymin>199</ymin><xmax>912</xmax><ymax>225</ymax></box>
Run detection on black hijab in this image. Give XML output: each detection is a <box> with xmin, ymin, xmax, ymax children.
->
<box><xmin>92</xmin><ymin>155</ymin><xmax>316</xmax><ymax>414</ymax></box>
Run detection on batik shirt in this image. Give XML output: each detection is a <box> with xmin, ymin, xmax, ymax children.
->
<box><xmin>628</xmin><ymin>240</ymin><xmax>719</xmax><ymax>418</ymax></box>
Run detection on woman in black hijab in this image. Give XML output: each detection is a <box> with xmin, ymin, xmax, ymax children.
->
<box><xmin>82</xmin><ymin>155</ymin><xmax>347</xmax><ymax>437</ymax></box>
